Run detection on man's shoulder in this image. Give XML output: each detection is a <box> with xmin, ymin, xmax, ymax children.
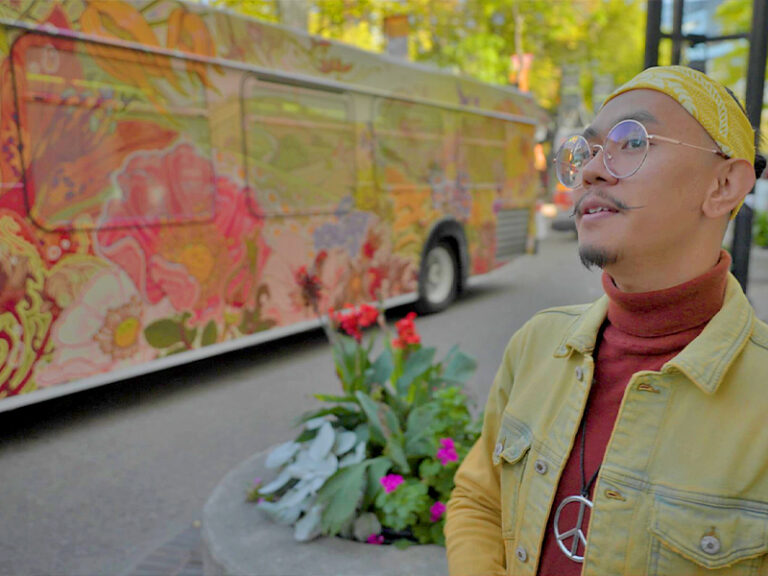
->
<box><xmin>508</xmin><ymin>300</ymin><xmax>602</xmax><ymax>347</ymax></box>
<box><xmin>531</xmin><ymin>302</ymin><xmax>595</xmax><ymax>321</ymax></box>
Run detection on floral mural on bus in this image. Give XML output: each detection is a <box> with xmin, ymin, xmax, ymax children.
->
<box><xmin>0</xmin><ymin>0</ymin><xmax>542</xmax><ymax>403</ymax></box>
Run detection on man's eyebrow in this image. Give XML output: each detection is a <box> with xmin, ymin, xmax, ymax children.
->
<box><xmin>582</xmin><ymin>110</ymin><xmax>660</xmax><ymax>141</ymax></box>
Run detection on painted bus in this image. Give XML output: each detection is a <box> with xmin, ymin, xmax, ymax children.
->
<box><xmin>0</xmin><ymin>0</ymin><xmax>546</xmax><ymax>411</ymax></box>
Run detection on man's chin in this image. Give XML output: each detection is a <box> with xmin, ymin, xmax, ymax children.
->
<box><xmin>578</xmin><ymin>244</ymin><xmax>618</xmax><ymax>270</ymax></box>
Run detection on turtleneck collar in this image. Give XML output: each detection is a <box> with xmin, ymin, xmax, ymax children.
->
<box><xmin>602</xmin><ymin>250</ymin><xmax>731</xmax><ymax>338</ymax></box>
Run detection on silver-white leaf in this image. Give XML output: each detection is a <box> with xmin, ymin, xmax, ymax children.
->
<box><xmin>339</xmin><ymin>441</ymin><xmax>366</xmax><ymax>468</ymax></box>
<box><xmin>304</xmin><ymin>417</ymin><xmax>327</xmax><ymax>430</ymax></box>
<box><xmin>308</xmin><ymin>422</ymin><xmax>335</xmax><ymax>461</ymax></box>
<box><xmin>258</xmin><ymin>468</ymin><xmax>294</xmax><ymax>495</ymax></box>
<box><xmin>265</xmin><ymin>441</ymin><xmax>300</xmax><ymax>470</ymax></box>
<box><xmin>256</xmin><ymin>499</ymin><xmax>303</xmax><ymax>525</ymax></box>
<box><xmin>294</xmin><ymin>504</ymin><xmax>324</xmax><ymax>542</ymax></box>
<box><xmin>333</xmin><ymin>430</ymin><xmax>357</xmax><ymax>456</ymax></box>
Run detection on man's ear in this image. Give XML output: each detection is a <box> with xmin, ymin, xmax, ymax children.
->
<box><xmin>702</xmin><ymin>158</ymin><xmax>756</xmax><ymax>219</ymax></box>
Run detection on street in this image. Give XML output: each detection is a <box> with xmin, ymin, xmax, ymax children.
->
<box><xmin>0</xmin><ymin>234</ymin><xmax>603</xmax><ymax>576</ymax></box>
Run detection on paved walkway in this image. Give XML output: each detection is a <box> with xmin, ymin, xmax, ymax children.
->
<box><xmin>121</xmin><ymin>525</ymin><xmax>203</xmax><ymax>576</ymax></box>
<box><xmin>122</xmin><ymin>247</ymin><xmax>768</xmax><ymax>576</ymax></box>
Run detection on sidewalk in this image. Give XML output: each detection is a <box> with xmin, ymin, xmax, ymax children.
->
<box><xmin>121</xmin><ymin>525</ymin><xmax>202</xmax><ymax>576</ymax></box>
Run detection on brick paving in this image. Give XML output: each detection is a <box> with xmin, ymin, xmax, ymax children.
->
<box><xmin>122</xmin><ymin>525</ymin><xmax>203</xmax><ymax>576</ymax></box>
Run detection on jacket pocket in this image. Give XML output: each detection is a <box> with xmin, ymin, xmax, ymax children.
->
<box><xmin>648</xmin><ymin>493</ymin><xmax>768</xmax><ymax>575</ymax></box>
<box><xmin>493</xmin><ymin>412</ymin><xmax>532</xmax><ymax>538</ymax></box>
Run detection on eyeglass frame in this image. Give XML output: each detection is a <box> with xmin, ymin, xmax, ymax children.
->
<box><xmin>554</xmin><ymin>118</ymin><xmax>730</xmax><ymax>189</ymax></box>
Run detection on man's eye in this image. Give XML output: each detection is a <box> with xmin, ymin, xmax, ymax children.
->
<box><xmin>620</xmin><ymin>138</ymin><xmax>644</xmax><ymax>151</ymax></box>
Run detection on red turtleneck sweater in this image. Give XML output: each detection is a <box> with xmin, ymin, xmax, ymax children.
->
<box><xmin>537</xmin><ymin>251</ymin><xmax>731</xmax><ymax>576</ymax></box>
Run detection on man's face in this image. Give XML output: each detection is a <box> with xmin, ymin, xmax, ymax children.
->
<box><xmin>573</xmin><ymin>89</ymin><xmax>722</xmax><ymax>270</ymax></box>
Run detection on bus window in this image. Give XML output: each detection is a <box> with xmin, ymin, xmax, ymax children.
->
<box><xmin>241</xmin><ymin>77</ymin><xmax>355</xmax><ymax>217</ymax></box>
<box><xmin>11</xmin><ymin>33</ymin><xmax>215</xmax><ymax>231</ymax></box>
<box><xmin>373</xmin><ymin>98</ymin><xmax>446</xmax><ymax>192</ymax></box>
<box><xmin>458</xmin><ymin>112</ymin><xmax>506</xmax><ymax>191</ymax></box>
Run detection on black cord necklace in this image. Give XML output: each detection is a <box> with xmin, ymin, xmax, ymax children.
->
<box><xmin>552</xmin><ymin>382</ymin><xmax>601</xmax><ymax>563</ymax></box>
<box><xmin>578</xmin><ymin>403</ymin><xmax>600</xmax><ymax>498</ymax></box>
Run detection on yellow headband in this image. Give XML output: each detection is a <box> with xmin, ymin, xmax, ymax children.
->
<box><xmin>603</xmin><ymin>66</ymin><xmax>755</xmax><ymax>218</ymax></box>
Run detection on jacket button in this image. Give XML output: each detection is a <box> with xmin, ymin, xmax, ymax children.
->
<box><xmin>700</xmin><ymin>535</ymin><xmax>721</xmax><ymax>555</ymax></box>
<box><xmin>534</xmin><ymin>459</ymin><xmax>548</xmax><ymax>474</ymax></box>
<box><xmin>515</xmin><ymin>545</ymin><xmax>528</xmax><ymax>563</ymax></box>
<box><xmin>575</xmin><ymin>366</ymin><xmax>584</xmax><ymax>381</ymax></box>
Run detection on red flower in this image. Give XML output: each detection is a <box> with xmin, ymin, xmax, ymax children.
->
<box><xmin>357</xmin><ymin>303</ymin><xmax>379</xmax><ymax>328</ymax></box>
<box><xmin>329</xmin><ymin>303</ymin><xmax>380</xmax><ymax>342</ymax></box>
<box><xmin>392</xmin><ymin>312</ymin><xmax>420</xmax><ymax>349</ymax></box>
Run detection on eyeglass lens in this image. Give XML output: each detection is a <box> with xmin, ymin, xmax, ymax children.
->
<box><xmin>555</xmin><ymin>120</ymin><xmax>650</xmax><ymax>188</ymax></box>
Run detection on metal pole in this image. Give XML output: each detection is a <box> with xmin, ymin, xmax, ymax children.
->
<box><xmin>671</xmin><ymin>0</ymin><xmax>685</xmax><ymax>65</ymax></box>
<box><xmin>644</xmin><ymin>0</ymin><xmax>663</xmax><ymax>69</ymax></box>
<box><xmin>731</xmin><ymin>0</ymin><xmax>768</xmax><ymax>291</ymax></box>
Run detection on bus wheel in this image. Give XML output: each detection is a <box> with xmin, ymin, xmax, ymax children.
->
<box><xmin>416</xmin><ymin>241</ymin><xmax>458</xmax><ymax>314</ymax></box>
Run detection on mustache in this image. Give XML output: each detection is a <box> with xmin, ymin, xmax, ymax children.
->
<box><xmin>569</xmin><ymin>192</ymin><xmax>645</xmax><ymax>218</ymax></box>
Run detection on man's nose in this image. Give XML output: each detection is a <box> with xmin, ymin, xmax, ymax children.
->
<box><xmin>581</xmin><ymin>145</ymin><xmax>619</xmax><ymax>187</ymax></box>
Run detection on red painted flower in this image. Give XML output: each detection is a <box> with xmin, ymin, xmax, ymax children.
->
<box><xmin>96</xmin><ymin>144</ymin><xmax>267</xmax><ymax>322</ymax></box>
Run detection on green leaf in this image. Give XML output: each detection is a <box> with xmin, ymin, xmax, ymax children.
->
<box><xmin>395</xmin><ymin>347</ymin><xmax>436</xmax><ymax>397</ymax></box>
<box><xmin>313</xmin><ymin>393</ymin><xmax>358</xmax><ymax>404</ymax></box>
<box><xmin>316</xmin><ymin>461</ymin><xmax>368</xmax><ymax>536</ymax></box>
<box><xmin>144</xmin><ymin>319</ymin><xmax>182</xmax><ymax>348</ymax></box>
<box><xmin>366</xmin><ymin>348</ymin><xmax>394</xmax><ymax>389</ymax></box>
<box><xmin>364</xmin><ymin>457</ymin><xmax>392</xmax><ymax>509</ymax></box>
<box><xmin>384</xmin><ymin>435</ymin><xmax>410</xmax><ymax>474</ymax></box>
<box><xmin>296</xmin><ymin>405</ymin><xmax>360</xmax><ymax>426</ymax></box>
<box><xmin>442</xmin><ymin>346</ymin><xmax>477</xmax><ymax>385</ymax></box>
<box><xmin>355</xmin><ymin>391</ymin><xmax>401</xmax><ymax>444</ymax></box>
<box><xmin>333</xmin><ymin>335</ymin><xmax>361</xmax><ymax>393</ymax></box>
<box><xmin>202</xmin><ymin>321</ymin><xmax>218</xmax><ymax>346</ymax></box>
<box><xmin>404</xmin><ymin>404</ymin><xmax>438</xmax><ymax>458</ymax></box>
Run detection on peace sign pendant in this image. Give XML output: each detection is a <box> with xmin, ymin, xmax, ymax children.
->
<box><xmin>553</xmin><ymin>494</ymin><xmax>593</xmax><ymax>563</ymax></box>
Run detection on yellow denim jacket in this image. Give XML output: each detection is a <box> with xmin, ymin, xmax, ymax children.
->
<box><xmin>446</xmin><ymin>274</ymin><xmax>768</xmax><ymax>576</ymax></box>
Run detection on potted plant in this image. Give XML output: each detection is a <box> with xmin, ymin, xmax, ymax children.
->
<box><xmin>247</xmin><ymin>303</ymin><xmax>482</xmax><ymax>547</ymax></box>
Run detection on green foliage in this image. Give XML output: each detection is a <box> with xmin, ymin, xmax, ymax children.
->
<box><xmin>375</xmin><ymin>479</ymin><xmax>430</xmax><ymax>532</ymax></box>
<box><xmin>754</xmin><ymin>210</ymin><xmax>768</xmax><ymax>247</ymax></box>
<box><xmin>252</xmin><ymin>305</ymin><xmax>482</xmax><ymax>546</ymax></box>
<box><xmin>216</xmin><ymin>0</ymin><xmax>645</xmax><ymax>113</ymax></box>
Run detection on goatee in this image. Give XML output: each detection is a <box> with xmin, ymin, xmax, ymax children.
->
<box><xmin>579</xmin><ymin>246</ymin><xmax>618</xmax><ymax>270</ymax></box>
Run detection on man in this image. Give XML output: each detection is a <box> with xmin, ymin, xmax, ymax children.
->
<box><xmin>445</xmin><ymin>65</ymin><xmax>768</xmax><ymax>576</ymax></box>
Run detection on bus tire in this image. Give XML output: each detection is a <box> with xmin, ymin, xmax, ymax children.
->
<box><xmin>416</xmin><ymin>240</ymin><xmax>459</xmax><ymax>314</ymax></box>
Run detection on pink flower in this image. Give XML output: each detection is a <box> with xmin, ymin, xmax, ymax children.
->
<box><xmin>436</xmin><ymin>438</ymin><xmax>459</xmax><ymax>466</ymax></box>
<box><xmin>430</xmin><ymin>501</ymin><xmax>446</xmax><ymax>522</ymax></box>
<box><xmin>380</xmin><ymin>474</ymin><xmax>404</xmax><ymax>494</ymax></box>
<box><xmin>366</xmin><ymin>533</ymin><xmax>385</xmax><ymax>545</ymax></box>
<box><xmin>254</xmin><ymin>477</ymin><xmax>262</xmax><ymax>485</ymax></box>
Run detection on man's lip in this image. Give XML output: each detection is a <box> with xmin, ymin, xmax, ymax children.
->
<box><xmin>576</xmin><ymin>197</ymin><xmax>623</xmax><ymax>217</ymax></box>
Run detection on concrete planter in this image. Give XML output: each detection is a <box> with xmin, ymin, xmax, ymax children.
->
<box><xmin>202</xmin><ymin>450</ymin><xmax>448</xmax><ymax>576</ymax></box>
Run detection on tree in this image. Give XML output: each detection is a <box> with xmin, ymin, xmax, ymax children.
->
<box><xmin>214</xmin><ymin>0</ymin><xmax>646</xmax><ymax>116</ymax></box>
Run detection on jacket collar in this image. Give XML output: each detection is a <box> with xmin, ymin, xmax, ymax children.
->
<box><xmin>554</xmin><ymin>274</ymin><xmax>754</xmax><ymax>395</ymax></box>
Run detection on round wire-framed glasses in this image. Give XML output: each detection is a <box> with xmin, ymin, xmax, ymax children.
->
<box><xmin>554</xmin><ymin>119</ymin><xmax>728</xmax><ymax>189</ymax></box>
